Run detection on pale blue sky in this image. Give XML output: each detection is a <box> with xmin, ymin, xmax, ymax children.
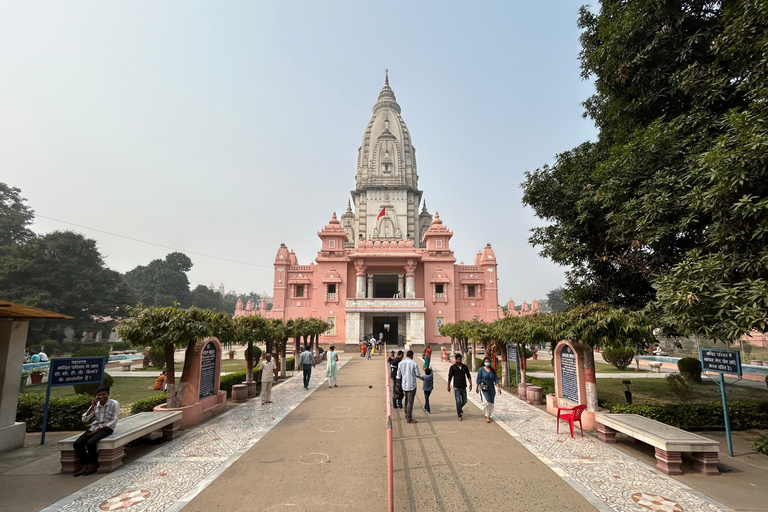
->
<box><xmin>1</xmin><ymin>1</ymin><xmax>596</xmax><ymax>303</ymax></box>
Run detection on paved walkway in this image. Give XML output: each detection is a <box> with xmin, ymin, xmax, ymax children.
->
<box><xmin>39</xmin><ymin>357</ymin><xmax>351</xmax><ymax>512</ymax></box>
<box><xmin>426</xmin><ymin>358</ymin><xmax>735</xmax><ymax>512</ymax></box>
<box><xmin>29</xmin><ymin>352</ymin><xmax>745</xmax><ymax>512</ymax></box>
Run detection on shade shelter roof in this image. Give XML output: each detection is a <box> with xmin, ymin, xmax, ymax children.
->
<box><xmin>0</xmin><ymin>300</ymin><xmax>73</xmax><ymax>320</ymax></box>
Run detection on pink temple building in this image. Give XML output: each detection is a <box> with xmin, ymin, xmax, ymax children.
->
<box><xmin>235</xmin><ymin>75</ymin><xmax>539</xmax><ymax>347</ymax></box>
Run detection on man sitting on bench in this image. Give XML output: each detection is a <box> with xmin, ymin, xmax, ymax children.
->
<box><xmin>73</xmin><ymin>386</ymin><xmax>120</xmax><ymax>476</ymax></box>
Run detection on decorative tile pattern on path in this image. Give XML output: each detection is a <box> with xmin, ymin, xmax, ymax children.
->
<box><xmin>40</xmin><ymin>358</ymin><xmax>350</xmax><ymax>512</ymax></box>
<box><xmin>429</xmin><ymin>359</ymin><xmax>736</xmax><ymax>512</ymax></box>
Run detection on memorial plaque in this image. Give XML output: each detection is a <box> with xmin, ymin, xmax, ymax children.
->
<box><xmin>700</xmin><ymin>348</ymin><xmax>742</xmax><ymax>376</ymax></box>
<box><xmin>559</xmin><ymin>345</ymin><xmax>579</xmax><ymax>402</ymax></box>
<box><xmin>49</xmin><ymin>357</ymin><xmax>105</xmax><ymax>387</ymax></box>
<box><xmin>506</xmin><ymin>343</ymin><xmax>518</xmax><ymax>363</ymax></box>
<box><xmin>199</xmin><ymin>341</ymin><xmax>217</xmax><ymax>399</ymax></box>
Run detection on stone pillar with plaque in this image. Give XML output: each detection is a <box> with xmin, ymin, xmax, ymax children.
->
<box><xmin>547</xmin><ymin>341</ymin><xmax>586</xmax><ymax>418</ymax></box>
<box><xmin>155</xmin><ymin>337</ymin><xmax>227</xmax><ymax>430</ymax></box>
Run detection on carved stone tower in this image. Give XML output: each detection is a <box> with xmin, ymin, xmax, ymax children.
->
<box><xmin>346</xmin><ymin>73</ymin><xmax>431</xmax><ymax>247</ymax></box>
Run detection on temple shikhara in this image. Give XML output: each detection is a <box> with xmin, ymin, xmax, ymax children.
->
<box><xmin>235</xmin><ymin>74</ymin><xmax>539</xmax><ymax>346</ymax></box>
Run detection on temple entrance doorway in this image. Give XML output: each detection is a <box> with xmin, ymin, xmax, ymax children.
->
<box><xmin>372</xmin><ymin>316</ymin><xmax>399</xmax><ymax>344</ymax></box>
<box><xmin>371</xmin><ymin>274</ymin><xmax>399</xmax><ymax>298</ymax></box>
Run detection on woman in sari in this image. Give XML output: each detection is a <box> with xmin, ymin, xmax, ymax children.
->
<box><xmin>326</xmin><ymin>345</ymin><xmax>339</xmax><ymax>387</ymax></box>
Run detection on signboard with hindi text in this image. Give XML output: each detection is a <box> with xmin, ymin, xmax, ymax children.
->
<box><xmin>199</xmin><ymin>341</ymin><xmax>218</xmax><ymax>399</ymax></box>
<box><xmin>506</xmin><ymin>343</ymin><xmax>518</xmax><ymax>363</ymax></box>
<box><xmin>559</xmin><ymin>345</ymin><xmax>579</xmax><ymax>402</ymax></box>
<box><xmin>41</xmin><ymin>357</ymin><xmax>105</xmax><ymax>445</ymax></box>
<box><xmin>700</xmin><ymin>349</ymin><xmax>742</xmax><ymax>376</ymax></box>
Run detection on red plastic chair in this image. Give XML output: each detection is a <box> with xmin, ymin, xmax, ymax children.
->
<box><xmin>556</xmin><ymin>405</ymin><xmax>587</xmax><ymax>438</ymax></box>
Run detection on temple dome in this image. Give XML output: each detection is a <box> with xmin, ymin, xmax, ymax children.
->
<box><xmin>356</xmin><ymin>73</ymin><xmax>417</xmax><ymax>189</ymax></box>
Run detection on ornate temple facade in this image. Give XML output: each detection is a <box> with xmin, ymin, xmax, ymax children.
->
<box><xmin>235</xmin><ymin>75</ymin><xmax>539</xmax><ymax>346</ymax></box>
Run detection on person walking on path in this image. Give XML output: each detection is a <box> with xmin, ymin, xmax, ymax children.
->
<box><xmin>422</xmin><ymin>345</ymin><xmax>432</xmax><ymax>369</ymax></box>
<box><xmin>447</xmin><ymin>353</ymin><xmax>472</xmax><ymax>421</ymax></box>
<box><xmin>72</xmin><ymin>386</ymin><xmax>119</xmax><ymax>476</ymax></box>
<box><xmin>418</xmin><ymin>367</ymin><xmax>433</xmax><ymax>414</ymax></box>
<box><xmin>260</xmin><ymin>353</ymin><xmax>276</xmax><ymax>404</ymax></box>
<box><xmin>366</xmin><ymin>338</ymin><xmax>373</xmax><ymax>360</ymax></box>
<box><xmin>360</xmin><ymin>340</ymin><xmax>366</xmax><ymax>357</ymax></box>
<box><xmin>476</xmin><ymin>357</ymin><xmax>502</xmax><ymax>423</ymax></box>
<box><xmin>390</xmin><ymin>350</ymin><xmax>403</xmax><ymax>409</ymax></box>
<box><xmin>298</xmin><ymin>346</ymin><xmax>315</xmax><ymax>390</ymax></box>
<box><xmin>325</xmin><ymin>345</ymin><xmax>339</xmax><ymax>387</ymax></box>
<box><xmin>396</xmin><ymin>350</ymin><xmax>421</xmax><ymax>424</ymax></box>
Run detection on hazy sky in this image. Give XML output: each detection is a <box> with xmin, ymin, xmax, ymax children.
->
<box><xmin>2</xmin><ymin>2</ymin><xmax>597</xmax><ymax>303</ymax></box>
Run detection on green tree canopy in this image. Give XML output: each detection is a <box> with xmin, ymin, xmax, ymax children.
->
<box><xmin>522</xmin><ymin>1</ymin><xmax>768</xmax><ymax>340</ymax></box>
<box><xmin>0</xmin><ymin>183</ymin><xmax>34</xmax><ymax>247</ymax></box>
<box><xmin>124</xmin><ymin>252</ymin><xmax>193</xmax><ymax>307</ymax></box>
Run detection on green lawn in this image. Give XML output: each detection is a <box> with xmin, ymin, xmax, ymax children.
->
<box><xmin>132</xmin><ymin>359</ymin><xmax>247</xmax><ymax>374</ymax></box>
<box><xmin>513</xmin><ymin>376</ymin><xmax>768</xmax><ymax>405</ymax></box>
<box><xmin>24</xmin><ymin>377</ymin><xmax>160</xmax><ymax>408</ymax></box>
<box><xmin>525</xmin><ymin>359</ymin><xmax>647</xmax><ymax>374</ymax></box>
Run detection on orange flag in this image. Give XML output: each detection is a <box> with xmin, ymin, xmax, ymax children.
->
<box><xmin>377</xmin><ymin>207</ymin><xmax>386</xmax><ymax>220</ymax></box>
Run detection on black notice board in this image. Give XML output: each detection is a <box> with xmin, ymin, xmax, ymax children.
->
<box><xmin>199</xmin><ymin>341</ymin><xmax>217</xmax><ymax>399</ymax></box>
<box><xmin>559</xmin><ymin>345</ymin><xmax>579</xmax><ymax>402</ymax></box>
<box><xmin>700</xmin><ymin>348</ymin><xmax>742</xmax><ymax>376</ymax></box>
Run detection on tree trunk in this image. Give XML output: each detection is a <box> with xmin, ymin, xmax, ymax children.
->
<box><xmin>501</xmin><ymin>345</ymin><xmax>509</xmax><ymax>387</ymax></box>
<box><xmin>164</xmin><ymin>344</ymin><xmax>177</xmax><ymax>408</ymax></box>
<box><xmin>582</xmin><ymin>344</ymin><xmax>598</xmax><ymax>412</ymax></box>
<box><xmin>519</xmin><ymin>344</ymin><xmax>527</xmax><ymax>389</ymax></box>
<box><xmin>281</xmin><ymin>338</ymin><xmax>287</xmax><ymax>378</ymax></box>
<box><xmin>450</xmin><ymin>337</ymin><xmax>455</xmax><ymax>357</ymax></box>
<box><xmin>246</xmin><ymin>340</ymin><xmax>254</xmax><ymax>382</ymax></box>
<box><xmin>471</xmin><ymin>342</ymin><xmax>477</xmax><ymax>372</ymax></box>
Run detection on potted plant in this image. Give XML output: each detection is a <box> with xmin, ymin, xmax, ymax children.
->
<box><xmin>531</xmin><ymin>348</ymin><xmax>539</xmax><ymax>360</ymax></box>
<box><xmin>143</xmin><ymin>350</ymin><xmax>151</xmax><ymax>369</ymax></box>
<box><xmin>228</xmin><ymin>349</ymin><xmax>236</xmax><ymax>360</ymax></box>
<box><xmin>30</xmin><ymin>364</ymin><xmax>49</xmax><ymax>384</ymax></box>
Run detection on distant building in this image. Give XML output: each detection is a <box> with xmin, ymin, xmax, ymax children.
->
<box><xmin>235</xmin><ymin>75</ymin><xmax>538</xmax><ymax>346</ymax></box>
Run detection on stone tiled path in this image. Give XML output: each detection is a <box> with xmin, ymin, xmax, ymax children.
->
<box><xmin>429</xmin><ymin>359</ymin><xmax>735</xmax><ymax>512</ymax></box>
<box><xmin>40</xmin><ymin>358</ymin><xmax>350</xmax><ymax>512</ymax></box>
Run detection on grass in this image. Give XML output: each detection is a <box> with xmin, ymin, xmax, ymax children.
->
<box><xmin>24</xmin><ymin>377</ymin><xmax>160</xmax><ymax>408</ymax></box>
<box><xmin>511</xmin><ymin>376</ymin><xmax>768</xmax><ymax>405</ymax></box>
<box><xmin>132</xmin><ymin>359</ymin><xmax>248</xmax><ymax>373</ymax></box>
<box><xmin>524</xmin><ymin>359</ymin><xmax>647</xmax><ymax>374</ymax></box>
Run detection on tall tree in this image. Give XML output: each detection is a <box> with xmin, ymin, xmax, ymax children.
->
<box><xmin>523</xmin><ymin>1</ymin><xmax>768</xmax><ymax>340</ymax></box>
<box><xmin>0</xmin><ymin>230</ymin><xmax>135</xmax><ymax>328</ymax></box>
<box><xmin>546</xmin><ymin>287</ymin><xmax>568</xmax><ymax>313</ymax></box>
<box><xmin>0</xmin><ymin>183</ymin><xmax>34</xmax><ymax>247</ymax></box>
<box><xmin>124</xmin><ymin>252</ymin><xmax>192</xmax><ymax>307</ymax></box>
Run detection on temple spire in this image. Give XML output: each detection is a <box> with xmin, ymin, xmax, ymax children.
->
<box><xmin>385</xmin><ymin>68</ymin><xmax>389</xmax><ymax>85</ymax></box>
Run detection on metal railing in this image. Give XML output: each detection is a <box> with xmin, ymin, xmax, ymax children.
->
<box><xmin>385</xmin><ymin>343</ymin><xmax>394</xmax><ymax>512</ymax></box>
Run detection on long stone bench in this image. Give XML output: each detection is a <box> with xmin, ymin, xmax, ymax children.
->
<box><xmin>59</xmin><ymin>411</ymin><xmax>182</xmax><ymax>473</ymax></box>
<box><xmin>596</xmin><ymin>413</ymin><xmax>720</xmax><ymax>475</ymax></box>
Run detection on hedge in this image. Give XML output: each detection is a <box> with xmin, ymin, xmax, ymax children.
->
<box><xmin>130</xmin><ymin>393</ymin><xmax>168</xmax><ymax>414</ymax></box>
<box><xmin>600</xmin><ymin>400</ymin><xmax>768</xmax><ymax>430</ymax></box>
<box><xmin>17</xmin><ymin>393</ymin><xmax>92</xmax><ymax>432</ymax></box>
<box><xmin>678</xmin><ymin>357</ymin><xmax>703</xmax><ymax>384</ymax></box>
<box><xmin>72</xmin><ymin>347</ymin><xmax>110</xmax><ymax>358</ymax></box>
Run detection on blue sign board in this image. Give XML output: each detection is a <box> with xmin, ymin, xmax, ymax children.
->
<box><xmin>506</xmin><ymin>344</ymin><xmax>518</xmax><ymax>363</ymax></box>
<box><xmin>49</xmin><ymin>357</ymin><xmax>106</xmax><ymax>387</ymax></box>
<box><xmin>41</xmin><ymin>357</ymin><xmax>105</xmax><ymax>444</ymax></box>
<box><xmin>700</xmin><ymin>349</ymin><xmax>742</xmax><ymax>376</ymax></box>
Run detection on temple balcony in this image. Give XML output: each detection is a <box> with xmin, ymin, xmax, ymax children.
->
<box><xmin>345</xmin><ymin>298</ymin><xmax>426</xmax><ymax>312</ymax></box>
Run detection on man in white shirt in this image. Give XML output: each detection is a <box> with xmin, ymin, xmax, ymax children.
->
<box><xmin>396</xmin><ymin>350</ymin><xmax>421</xmax><ymax>424</ymax></box>
<box><xmin>38</xmin><ymin>349</ymin><xmax>48</xmax><ymax>362</ymax></box>
<box><xmin>260</xmin><ymin>353</ymin><xmax>277</xmax><ymax>404</ymax></box>
<box><xmin>73</xmin><ymin>386</ymin><xmax>120</xmax><ymax>476</ymax></box>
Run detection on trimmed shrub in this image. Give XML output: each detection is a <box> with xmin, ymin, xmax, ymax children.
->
<box><xmin>41</xmin><ymin>339</ymin><xmax>63</xmax><ymax>354</ymax></box>
<box><xmin>678</xmin><ymin>357</ymin><xmax>703</xmax><ymax>384</ymax></box>
<box><xmin>130</xmin><ymin>393</ymin><xmax>168</xmax><ymax>414</ymax></box>
<box><xmin>17</xmin><ymin>393</ymin><xmax>92</xmax><ymax>431</ymax></box>
<box><xmin>601</xmin><ymin>400</ymin><xmax>768</xmax><ymax>430</ymax></box>
<box><xmin>111</xmin><ymin>341</ymin><xmax>131</xmax><ymax>351</ymax></box>
<box><xmin>72</xmin><ymin>347</ymin><xmax>110</xmax><ymax>358</ymax></box>
<box><xmin>220</xmin><ymin>371</ymin><xmax>247</xmax><ymax>397</ymax></box>
<box><xmin>665</xmin><ymin>373</ymin><xmax>693</xmax><ymax>403</ymax></box>
<box><xmin>147</xmin><ymin>346</ymin><xmax>166</xmax><ymax>370</ymax></box>
<box><xmin>753</xmin><ymin>433</ymin><xmax>768</xmax><ymax>455</ymax></box>
<box><xmin>602</xmin><ymin>346</ymin><xmax>635</xmax><ymax>371</ymax></box>
<box><xmin>285</xmin><ymin>356</ymin><xmax>295</xmax><ymax>371</ymax></box>
<box><xmin>74</xmin><ymin>372</ymin><xmax>114</xmax><ymax>396</ymax></box>
<box><xmin>244</xmin><ymin>345</ymin><xmax>262</xmax><ymax>362</ymax></box>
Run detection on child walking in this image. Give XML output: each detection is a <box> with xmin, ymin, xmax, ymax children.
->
<box><xmin>418</xmin><ymin>367</ymin><xmax>434</xmax><ymax>414</ymax></box>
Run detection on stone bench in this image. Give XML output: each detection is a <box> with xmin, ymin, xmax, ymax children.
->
<box><xmin>59</xmin><ymin>411</ymin><xmax>182</xmax><ymax>473</ymax></box>
<box><xmin>596</xmin><ymin>413</ymin><xmax>719</xmax><ymax>475</ymax></box>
